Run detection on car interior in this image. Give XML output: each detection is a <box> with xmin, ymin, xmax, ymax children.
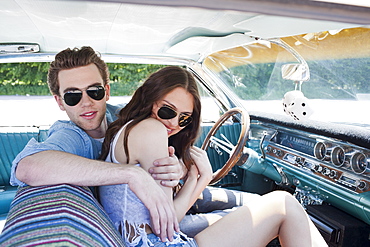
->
<box><xmin>1</xmin><ymin>0</ymin><xmax>370</xmax><ymax>246</ymax></box>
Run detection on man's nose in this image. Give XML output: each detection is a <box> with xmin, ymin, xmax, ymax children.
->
<box><xmin>79</xmin><ymin>91</ymin><xmax>93</xmax><ymax>106</ymax></box>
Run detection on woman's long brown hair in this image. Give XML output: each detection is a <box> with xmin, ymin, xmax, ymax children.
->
<box><xmin>100</xmin><ymin>66</ymin><xmax>201</xmax><ymax>171</ymax></box>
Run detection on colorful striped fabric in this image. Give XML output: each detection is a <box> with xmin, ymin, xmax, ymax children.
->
<box><xmin>0</xmin><ymin>184</ymin><xmax>125</xmax><ymax>246</ymax></box>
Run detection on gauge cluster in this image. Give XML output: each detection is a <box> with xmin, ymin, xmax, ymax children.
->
<box><xmin>314</xmin><ymin>141</ymin><xmax>370</xmax><ymax>176</ymax></box>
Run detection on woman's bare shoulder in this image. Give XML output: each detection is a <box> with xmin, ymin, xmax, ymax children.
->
<box><xmin>128</xmin><ymin>118</ymin><xmax>169</xmax><ymax>166</ymax></box>
<box><xmin>113</xmin><ymin>118</ymin><xmax>167</xmax><ymax>165</ymax></box>
<box><xmin>130</xmin><ymin>118</ymin><xmax>167</xmax><ymax>138</ymax></box>
<box><xmin>134</xmin><ymin>118</ymin><xmax>166</xmax><ymax>131</ymax></box>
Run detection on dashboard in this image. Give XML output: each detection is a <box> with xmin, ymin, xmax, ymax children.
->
<box><xmin>247</xmin><ymin>113</ymin><xmax>370</xmax><ymax>226</ymax></box>
<box><xmin>269</xmin><ymin>130</ymin><xmax>370</xmax><ymax>193</ymax></box>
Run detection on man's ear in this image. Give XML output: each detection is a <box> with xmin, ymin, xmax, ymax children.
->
<box><xmin>105</xmin><ymin>84</ymin><xmax>111</xmax><ymax>101</ymax></box>
<box><xmin>54</xmin><ymin>95</ymin><xmax>66</xmax><ymax>111</ymax></box>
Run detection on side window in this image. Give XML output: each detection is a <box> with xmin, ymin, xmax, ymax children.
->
<box><xmin>198</xmin><ymin>83</ymin><xmax>220</xmax><ymax>124</ymax></box>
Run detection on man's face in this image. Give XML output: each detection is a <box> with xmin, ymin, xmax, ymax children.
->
<box><xmin>55</xmin><ymin>63</ymin><xmax>110</xmax><ymax>139</ymax></box>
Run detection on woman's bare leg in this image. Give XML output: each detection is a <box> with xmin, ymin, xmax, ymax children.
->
<box><xmin>194</xmin><ymin>191</ymin><xmax>327</xmax><ymax>247</ymax></box>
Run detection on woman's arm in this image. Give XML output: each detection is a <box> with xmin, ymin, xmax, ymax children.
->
<box><xmin>125</xmin><ymin>119</ymin><xmax>172</xmax><ymax>193</ymax></box>
<box><xmin>172</xmin><ymin>146</ymin><xmax>213</xmax><ymax>221</ymax></box>
<box><xmin>114</xmin><ymin>118</ymin><xmax>178</xmax><ymax>241</ymax></box>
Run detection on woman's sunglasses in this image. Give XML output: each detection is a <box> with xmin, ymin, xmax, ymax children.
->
<box><xmin>63</xmin><ymin>85</ymin><xmax>106</xmax><ymax>106</ymax></box>
<box><xmin>157</xmin><ymin>105</ymin><xmax>193</xmax><ymax>127</ymax></box>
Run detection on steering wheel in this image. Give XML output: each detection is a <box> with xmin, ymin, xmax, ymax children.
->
<box><xmin>201</xmin><ymin>107</ymin><xmax>250</xmax><ymax>185</ymax></box>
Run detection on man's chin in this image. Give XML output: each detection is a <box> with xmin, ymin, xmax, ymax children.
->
<box><xmin>77</xmin><ymin>122</ymin><xmax>101</xmax><ymax>133</ymax></box>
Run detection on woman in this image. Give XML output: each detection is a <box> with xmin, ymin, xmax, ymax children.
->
<box><xmin>99</xmin><ymin>66</ymin><xmax>327</xmax><ymax>247</ymax></box>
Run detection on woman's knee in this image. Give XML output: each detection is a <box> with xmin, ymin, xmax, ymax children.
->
<box><xmin>266</xmin><ymin>190</ymin><xmax>293</xmax><ymax>202</ymax></box>
<box><xmin>265</xmin><ymin>191</ymin><xmax>301</xmax><ymax>212</ymax></box>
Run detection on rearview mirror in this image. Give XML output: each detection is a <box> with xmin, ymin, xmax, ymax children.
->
<box><xmin>282</xmin><ymin>64</ymin><xmax>310</xmax><ymax>81</ymax></box>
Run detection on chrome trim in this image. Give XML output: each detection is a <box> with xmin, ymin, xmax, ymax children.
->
<box><xmin>350</xmin><ymin>152</ymin><xmax>368</xmax><ymax>174</ymax></box>
<box><xmin>314</xmin><ymin>142</ymin><xmax>332</xmax><ymax>161</ymax></box>
<box><xmin>0</xmin><ymin>53</ymin><xmax>195</xmax><ymax>65</ymax></box>
<box><xmin>0</xmin><ymin>43</ymin><xmax>40</xmax><ymax>54</ymax></box>
<box><xmin>331</xmin><ymin>146</ymin><xmax>346</xmax><ymax>167</ymax></box>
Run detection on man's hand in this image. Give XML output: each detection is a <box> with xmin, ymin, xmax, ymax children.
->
<box><xmin>128</xmin><ymin>166</ymin><xmax>179</xmax><ymax>242</ymax></box>
<box><xmin>149</xmin><ymin>146</ymin><xmax>186</xmax><ymax>187</ymax></box>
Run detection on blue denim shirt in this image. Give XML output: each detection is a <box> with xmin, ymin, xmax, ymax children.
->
<box><xmin>10</xmin><ymin>103</ymin><xmax>123</xmax><ymax>187</ymax></box>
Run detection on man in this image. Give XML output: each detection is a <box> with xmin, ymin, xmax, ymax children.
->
<box><xmin>4</xmin><ymin>47</ymin><xmax>258</xmax><ymax>244</ymax></box>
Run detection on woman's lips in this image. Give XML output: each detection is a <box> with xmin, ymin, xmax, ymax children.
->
<box><xmin>164</xmin><ymin>124</ymin><xmax>174</xmax><ymax>135</ymax></box>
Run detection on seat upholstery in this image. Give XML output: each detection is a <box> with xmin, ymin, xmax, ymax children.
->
<box><xmin>0</xmin><ymin>127</ymin><xmax>40</xmax><ymax>186</ymax></box>
<box><xmin>0</xmin><ymin>184</ymin><xmax>125</xmax><ymax>246</ymax></box>
<box><xmin>0</xmin><ymin>127</ymin><xmax>48</xmax><ymax>216</ymax></box>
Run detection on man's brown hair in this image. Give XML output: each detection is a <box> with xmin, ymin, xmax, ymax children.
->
<box><xmin>48</xmin><ymin>46</ymin><xmax>109</xmax><ymax>96</ymax></box>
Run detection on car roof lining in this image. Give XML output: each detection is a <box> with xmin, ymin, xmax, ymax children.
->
<box><xmin>104</xmin><ymin>0</ymin><xmax>370</xmax><ymax>24</ymax></box>
<box><xmin>1</xmin><ymin>0</ymin><xmax>369</xmax><ymax>63</ymax></box>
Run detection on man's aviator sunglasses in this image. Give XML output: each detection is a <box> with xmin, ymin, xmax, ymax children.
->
<box><xmin>157</xmin><ymin>105</ymin><xmax>193</xmax><ymax>127</ymax></box>
<box><xmin>63</xmin><ymin>85</ymin><xmax>106</xmax><ymax>106</ymax></box>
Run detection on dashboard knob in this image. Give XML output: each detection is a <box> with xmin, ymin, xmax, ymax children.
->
<box><xmin>295</xmin><ymin>157</ymin><xmax>303</xmax><ymax>165</ymax></box>
<box><xmin>323</xmin><ymin>167</ymin><xmax>331</xmax><ymax>176</ymax></box>
<box><xmin>358</xmin><ymin>181</ymin><xmax>368</xmax><ymax>191</ymax></box>
<box><xmin>329</xmin><ymin>170</ymin><xmax>337</xmax><ymax>179</ymax></box>
<box><xmin>314</xmin><ymin>164</ymin><xmax>323</xmax><ymax>172</ymax></box>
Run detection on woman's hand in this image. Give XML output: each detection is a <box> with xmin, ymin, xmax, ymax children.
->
<box><xmin>189</xmin><ymin>146</ymin><xmax>213</xmax><ymax>182</ymax></box>
<box><xmin>149</xmin><ymin>146</ymin><xmax>187</xmax><ymax>187</ymax></box>
<box><xmin>172</xmin><ymin>146</ymin><xmax>212</xmax><ymax>221</ymax></box>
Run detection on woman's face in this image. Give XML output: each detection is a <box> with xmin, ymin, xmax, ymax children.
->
<box><xmin>152</xmin><ymin>87</ymin><xmax>194</xmax><ymax>137</ymax></box>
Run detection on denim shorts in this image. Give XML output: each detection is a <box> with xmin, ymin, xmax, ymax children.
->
<box><xmin>135</xmin><ymin>233</ymin><xmax>198</xmax><ymax>247</ymax></box>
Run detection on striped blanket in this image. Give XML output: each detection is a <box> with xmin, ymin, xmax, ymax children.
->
<box><xmin>0</xmin><ymin>184</ymin><xmax>125</xmax><ymax>246</ymax></box>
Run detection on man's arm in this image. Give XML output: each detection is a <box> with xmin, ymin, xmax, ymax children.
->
<box><xmin>17</xmin><ymin>149</ymin><xmax>183</xmax><ymax>187</ymax></box>
<box><xmin>16</xmin><ymin>150</ymin><xmax>132</xmax><ymax>186</ymax></box>
<box><xmin>16</xmin><ymin>150</ymin><xmax>179</xmax><ymax>239</ymax></box>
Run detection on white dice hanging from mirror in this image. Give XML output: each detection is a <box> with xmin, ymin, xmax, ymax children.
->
<box><xmin>281</xmin><ymin>63</ymin><xmax>313</xmax><ymax>120</ymax></box>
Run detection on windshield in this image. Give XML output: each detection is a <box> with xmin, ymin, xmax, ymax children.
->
<box><xmin>204</xmin><ymin>27</ymin><xmax>370</xmax><ymax>128</ymax></box>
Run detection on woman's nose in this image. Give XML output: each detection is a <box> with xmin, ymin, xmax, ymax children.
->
<box><xmin>168</xmin><ymin>116</ymin><xmax>179</xmax><ymax>127</ymax></box>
